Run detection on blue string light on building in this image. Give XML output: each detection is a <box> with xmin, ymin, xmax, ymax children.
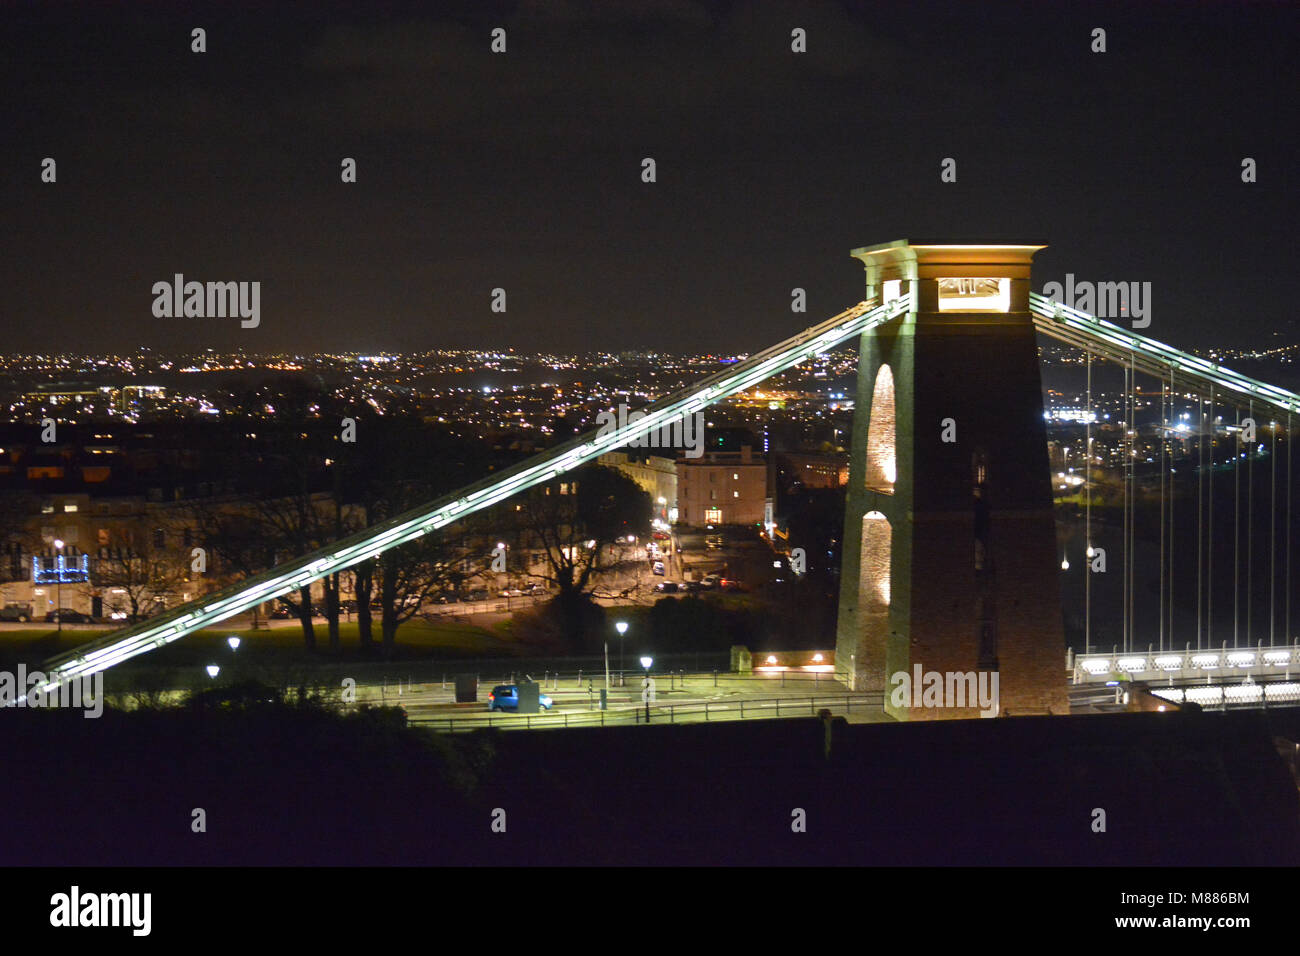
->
<box><xmin>33</xmin><ymin>552</ymin><xmax>90</xmax><ymax>584</ymax></box>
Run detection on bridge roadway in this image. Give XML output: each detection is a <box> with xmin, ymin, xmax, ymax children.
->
<box><xmin>1071</xmin><ymin>642</ymin><xmax>1300</xmax><ymax>684</ymax></box>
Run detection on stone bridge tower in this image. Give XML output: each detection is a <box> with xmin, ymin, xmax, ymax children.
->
<box><xmin>834</xmin><ymin>240</ymin><xmax>1069</xmax><ymax>719</ymax></box>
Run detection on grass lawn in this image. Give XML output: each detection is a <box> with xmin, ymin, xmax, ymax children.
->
<box><xmin>1</xmin><ymin>594</ymin><xmax>756</xmax><ymax>673</ymax></box>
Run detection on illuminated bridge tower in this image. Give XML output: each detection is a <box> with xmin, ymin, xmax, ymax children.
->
<box><xmin>835</xmin><ymin>240</ymin><xmax>1069</xmax><ymax>719</ymax></box>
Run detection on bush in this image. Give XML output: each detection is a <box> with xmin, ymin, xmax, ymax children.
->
<box><xmin>648</xmin><ymin>597</ymin><xmax>757</xmax><ymax>653</ymax></box>
<box><xmin>510</xmin><ymin>592</ymin><xmax>608</xmax><ymax>654</ymax></box>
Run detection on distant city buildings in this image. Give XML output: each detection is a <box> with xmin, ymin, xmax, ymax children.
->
<box><xmin>0</xmin><ymin>342</ymin><xmax>1293</xmax><ymax>616</ymax></box>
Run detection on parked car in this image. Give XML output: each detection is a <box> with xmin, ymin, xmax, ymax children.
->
<box><xmin>654</xmin><ymin>581</ymin><xmax>679</xmax><ymax>594</ymax></box>
<box><xmin>705</xmin><ymin>535</ymin><xmax>724</xmax><ymax>550</ymax></box>
<box><xmin>44</xmin><ymin>610</ymin><xmax>97</xmax><ymax>624</ymax></box>
<box><xmin>487</xmin><ymin>685</ymin><xmax>554</xmax><ymax>712</ymax></box>
<box><xmin>466</xmin><ymin>588</ymin><xmax>490</xmax><ymax>602</ymax></box>
<box><xmin>0</xmin><ymin>604</ymin><xmax>33</xmax><ymax>622</ymax></box>
<box><xmin>652</xmin><ymin>560</ymin><xmax>665</xmax><ymax>576</ymax></box>
<box><xmin>499</xmin><ymin>588</ymin><xmax>524</xmax><ymax>597</ymax></box>
<box><xmin>700</xmin><ymin>574</ymin><xmax>722</xmax><ymax>590</ymax></box>
<box><xmin>719</xmin><ymin>578</ymin><xmax>745</xmax><ymax>592</ymax></box>
<box><xmin>268</xmin><ymin>606</ymin><xmax>292</xmax><ymax>620</ymax></box>
<box><xmin>679</xmin><ymin>580</ymin><xmax>702</xmax><ymax>593</ymax></box>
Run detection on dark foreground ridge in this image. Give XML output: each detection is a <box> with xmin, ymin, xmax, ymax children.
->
<box><xmin>2</xmin><ymin>701</ymin><xmax>1297</xmax><ymax>866</ymax></box>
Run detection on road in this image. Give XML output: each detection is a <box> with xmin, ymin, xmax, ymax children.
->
<box><xmin>361</xmin><ymin>671</ymin><xmax>889</xmax><ymax>729</ymax></box>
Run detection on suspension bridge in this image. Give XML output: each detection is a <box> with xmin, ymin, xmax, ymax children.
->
<box><xmin>17</xmin><ymin>240</ymin><xmax>1300</xmax><ymax>719</ymax></box>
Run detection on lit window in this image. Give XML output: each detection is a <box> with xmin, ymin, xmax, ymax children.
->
<box><xmin>63</xmin><ymin>503</ymin><xmax>78</xmax><ymax>512</ymax></box>
<box><xmin>733</xmin><ymin>491</ymin><xmax>739</xmax><ymax>498</ymax></box>
<box><xmin>705</xmin><ymin>508</ymin><xmax>722</xmax><ymax>524</ymax></box>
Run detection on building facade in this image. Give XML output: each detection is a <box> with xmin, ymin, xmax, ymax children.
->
<box><xmin>597</xmin><ymin>450</ymin><xmax>678</xmax><ymax>524</ymax></box>
<box><xmin>676</xmin><ymin>445</ymin><xmax>769</xmax><ymax>527</ymax></box>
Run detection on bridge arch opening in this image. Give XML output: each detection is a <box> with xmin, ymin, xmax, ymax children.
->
<box><xmin>864</xmin><ymin>364</ymin><xmax>896</xmax><ymax>493</ymax></box>
<box><xmin>859</xmin><ymin>510</ymin><xmax>891</xmax><ymax>611</ymax></box>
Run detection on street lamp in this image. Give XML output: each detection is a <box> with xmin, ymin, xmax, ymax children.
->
<box><xmin>227</xmin><ymin>636</ymin><xmax>241</xmax><ymax>651</ymax></box>
<box><xmin>640</xmin><ymin>656</ymin><xmax>653</xmax><ymax>723</ymax></box>
<box><xmin>604</xmin><ymin>633</ymin><xmax>611</xmax><ymax>692</ymax></box>
<box><xmin>53</xmin><ymin>539</ymin><xmax>64</xmax><ymax>634</ymax></box>
<box><xmin>206</xmin><ymin>665</ymin><xmax>220</xmax><ymax>679</ymax></box>
<box><xmin>616</xmin><ymin>620</ymin><xmax>628</xmax><ymax>685</ymax></box>
<box><xmin>496</xmin><ymin>542</ymin><xmax>511</xmax><ymax>607</ymax></box>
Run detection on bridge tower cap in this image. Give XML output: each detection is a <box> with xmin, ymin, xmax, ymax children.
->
<box><xmin>851</xmin><ymin>239</ymin><xmax>1046</xmax><ymax>280</ymax></box>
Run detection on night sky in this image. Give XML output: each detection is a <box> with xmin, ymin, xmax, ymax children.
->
<box><xmin>2</xmin><ymin>0</ymin><xmax>1295</xmax><ymax>355</ymax></box>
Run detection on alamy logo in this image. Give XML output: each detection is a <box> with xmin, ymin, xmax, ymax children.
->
<box><xmin>890</xmin><ymin>664</ymin><xmax>1000</xmax><ymax>717</ymax></box>
<box><xmin>0</xmin><ymin>666</ymin><xmax>103</xmax><ymax>717</ymax></box>
<box><xmin>50</xmin><ymin>886</ymin><xmax>151</xmax><ymax>936</ymax></box>
<box><xmin>151</xmin><ymin>274</ymin><xmax>260</xmax><ymax>328</ymax></box>
<box><xmin>1041</xmin><ymin>274</ymin><xmax>1151</xmax><ymax>328</ymax></box>
<box><xmin>595</xmin><ymin>405</ymin><xmax>704</xmax><ymax>459</ymax></box>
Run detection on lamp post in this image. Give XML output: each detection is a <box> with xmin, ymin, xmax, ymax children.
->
<box><xmin>640</xmin><ymin>655</ymin><xmax>653</xmax><ymax>723</ymax></box>
<box><xmin>615</xmin><ymin>620</ymin><xmax>628</xmax><ymax>686</ymax></box>
<box><xmin>496</xmin><ymin>542</ymin><xmax>510</xmax><ymax>608</ymax></box>
<box><xmin>604</xmin><ymin>636</ymin><xmax>611</xmax><ymax>693</ymax></box>
<box><xmin>53</xmin><ymin>538</ymin><xmax>64</xmax><ymax>634</ymax></box>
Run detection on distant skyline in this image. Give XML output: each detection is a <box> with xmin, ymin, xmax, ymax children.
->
<box><xmin>3</xmin><ymin>1</ymin><xmax>1295</xmax><ymax>355</ymax></box>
